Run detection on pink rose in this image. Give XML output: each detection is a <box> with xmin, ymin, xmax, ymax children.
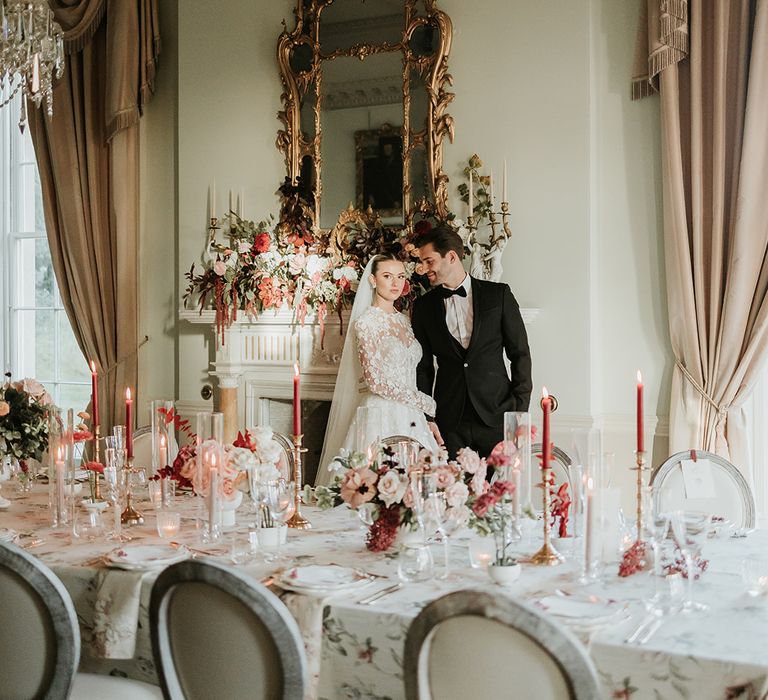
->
<box><xmin>289</xmin><ymin>253</ymin><xmax>307</xmax><ymax>276</ymax></box>
<box><xmin>0</xmin><ymin>401</ymin><xmax>8</xmax><ymax>417</ymax></box>
<box><xmin>340</xmin><ymin>467</ymin><xmax>378</xmax><ymax>508</ymax></box>
<box><xmin>456</xmin><ymin>447</ymin><xmax>482</xmax><ymax>474</ymax></box>
<box><xmin>470</xmin><ymin>461</ymin><xmax>488</xmax><ymax>495</ymax></box>
<box><xmin>402</xmin><ymin>486</ymin><xmax>415</xmax><ymax>509</ymax></box>
<box><xmin>445</xmin><ymin>481</ymin><xmax>469</xmax><ymax>508</ymax></box>
<box><xmin>213</xmin><ymin>260</ymin><xmax>226</xmax><ymax>276</ymax></box>
<box><xmin>378</xmin><ymin>470</ymin><xmax>407</xmax><ymax>507</ymax></box>
<box><xmin>433</xmin><ymin>466</ymin><xmax>456</xmax><ymax>489</ymax></box>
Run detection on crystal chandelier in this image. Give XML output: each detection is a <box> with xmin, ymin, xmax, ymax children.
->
<box><xmin>0</xmin><ymin>0</ymin><xmax>65</xmax><ymax>130</ymax></box>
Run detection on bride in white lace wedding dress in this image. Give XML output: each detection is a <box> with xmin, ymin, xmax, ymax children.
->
<box><xmin>316</xmin><ymin>253</ymin><xmax>438</xmax><ymax>486</ymax></box>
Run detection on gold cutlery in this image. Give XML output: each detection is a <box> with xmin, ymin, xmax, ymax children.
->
<box><xmin>358</xmin><ymin>583</ymin><xmax>402</xmax><ymax>605</ymax></box>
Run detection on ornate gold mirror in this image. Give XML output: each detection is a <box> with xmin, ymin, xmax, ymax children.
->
<box><xmin>277</xmin><ymin>0</ymin><xmax>454</xmax><ymax>231</ymax></box>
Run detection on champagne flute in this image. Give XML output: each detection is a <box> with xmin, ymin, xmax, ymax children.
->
<box><xmin>669</xmin><ymin>510</ymin><xmax>712</xmax><ymax>613</ymax></box>
<box><xmin>410</xmin><ymin>470</ymin><xmax>437</xmax><ymax>539</ymax></box>
<box><xmin>103</xmin><ymin>448</ymin><xmax>131</xmax><ymax>542</ymax></box>
<box><xmin>265</xmin><ymin>480</ymin><xmax>295</xmax><ymax>563</ymax></box>
<box><xmin>425</xmin><ymin>493</ymin><xmax>463</xmax><ymax>581</ymax></box>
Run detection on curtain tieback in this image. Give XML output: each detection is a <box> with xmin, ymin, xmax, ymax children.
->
<box><xmin>675</xmin><ymin>359</ymin><xmax>730</xmax><ymax>452</ymax></box>
<box><xmin>101</xmin><ymin>335</ymin><xmax>149</xmax><ymax>376</ymax></box>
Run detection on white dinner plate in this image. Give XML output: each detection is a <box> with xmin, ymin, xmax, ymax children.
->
<box><xmin>104</xmin><ymin>544</ymin><xmax>189</xmax><ymax>570</ymax></box>
<box><xmin>277</xmin><ymin>565</ymin><xmax>370</xmax><ymax>593</ymax></box>
<box><xmin>534</xmin><ymin>595</ymin><xmax>623</xmax><ymax>626</ymax></box>
<box><xmin>0</xmin><ymin>527</ymin><xmax>17</xmax><ymax>542</ymax></box>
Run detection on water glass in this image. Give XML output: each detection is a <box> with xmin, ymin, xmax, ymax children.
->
<box><xmin>230</xmin><ymin>528</ymin><xmax>257</xmax><ymax>565</ymax></box>
<box><xmin>156</xmin><ymin>510</ymin><xmax>181</xmax><ymax>538</ymax></box>
<box><xmin>397</xmin><ymin>541</ymin><xmax>434</xmax><ymax>582</ymax></box>
<box><xmin>149</xmin><ymin>478</ymin><xmax>175</xmax><ymax>509</ymax></box>
<box><xmin>357</xmin><ymin>502</ymin><xmax>378</xmax><ymax>529</ymax></box>
<box><xmin>74</xmin><ymin>507</ymin><xmax>105</xmax><ymax>541</ymax></box>
<box><xmin>265</xmin><ymin>480</ymin><xmax>295</xmax><ymax>561</ymax></box>
<box><xmin>669</xmin><ymin>510</ymin><xmax>712</xmax><ymax>612</ymax></box>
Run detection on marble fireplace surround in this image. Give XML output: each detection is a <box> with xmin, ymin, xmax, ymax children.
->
<box><xmin>180</xmin><ymin>305</ymin><xmax>539</xmax><ymax>479</ymax></box>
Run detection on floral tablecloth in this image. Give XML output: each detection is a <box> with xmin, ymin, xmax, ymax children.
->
<box><xmin>3</xmin><ymin>486</ymin><xmax>768</xmax><ymax>699</ymax></box>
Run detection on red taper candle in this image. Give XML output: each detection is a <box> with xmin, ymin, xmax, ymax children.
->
<box><xmin>125</xmin><ymin>388</ymin><xmax>134</xmax><ymax>460</ymax></box>
<box><xmin>636</xmin><ymin>371</ymin><xmax>644</xmax><ymax>453</ymax></box>
<box><xmin>89</xmin><ymin>360</ymin><xmax>99</xmax><ymax>428</ymax></box>
<box><xmin>293</xmin><ymin>362</ymin><xmax>301</xmax><ymax>436</ymax></box>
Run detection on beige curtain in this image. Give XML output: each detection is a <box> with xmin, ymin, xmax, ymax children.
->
<box><xmin>28</xmin><ymin>0</ymin><xmax>160</xmax><ymax>432</ymax></box>
<box><xmin>635</xmin><ymin>0</ymin><xmax>768</xmax><ymax>481</ymax></box>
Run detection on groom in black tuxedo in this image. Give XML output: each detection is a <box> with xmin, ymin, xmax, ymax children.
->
<box><xmin>411</xmin><ymin>226</ymin><xmax>532</xmax><ymax>459</ymax></box>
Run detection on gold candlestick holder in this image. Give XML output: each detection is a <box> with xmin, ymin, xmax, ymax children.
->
<box><xmin>286</xmin><ymin>434</ymin><xmax>312</xmax><ymax>530</ymax></box>
<box><xmin>527</xmin><ymin>464</ymin><xmax>564</xmax><ymax>566</ymax></box>
<box><xmin>92</xmin><ymin>424</ymin><xmax>102</xmax><ymax>501</ymax></box>
<box><xmin>120</xmin><ymin>457</ymin><xmax>144</xmax><ymax>526</ymax></box>
<box><xmin>633</xmin><ymin>451</ymin><xmax>647</xmax><ymax>541</ymax></box>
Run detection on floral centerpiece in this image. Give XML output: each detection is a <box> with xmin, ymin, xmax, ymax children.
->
<box><xmin>0</xmin><ymin>374</ymin><xmax>53</xmax><ymax>477</ymax></box>
<box><xmin>316</xmin><ymin>445</ymin><xmax>488</xmax><ymax>552</ymax></box>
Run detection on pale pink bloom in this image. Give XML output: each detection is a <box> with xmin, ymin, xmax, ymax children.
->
<box><xmin>433</xmin><ymin>466</ymin><xmax>456</xmax><ymax>489</ymax></box>
<box><xmin>402</xmin><ymin>485</ymin><xmax>415</xmax><ymax>509</ymax></box>
<box><xmin>213</xmin><ymin>260</ymin><xmax>226</xmax><ymax>276</ymax></box>
<box><xmin>289</xmin><ymin>253</ymin><xmax>307</xmax><ymax>276</ymax></box>
<box><xmin>445</xmin><ymin>481</ymin><xmax>469</xmax><ymax>508</ymax></box>
<box><xmin>340</xmin><ymin>467</ymin><xmax>378</xmax><ymax>508</ymax></box>
<box><xmin>378</xmin><ymin>470</ymin><xmax>407</xmax><ymax>507</ymax></box>
<box><xmin>470</xmin><ymin>461</ymin><xmax>488</xmax><ymax>495</ymax></box>
<box><xmin>237</xmin><ymin>241</ymin><xmax>251</xmax><ymax>253</ymax></box>
<box><xmin>39</xmin><ymin>392</ymin><xmax>54</xmax><ymax>405</ymax></box>
<box><xmin>447</xmin><ymin>505</ymin><xmax>471</xmax><ymax>529</ymax></box>
<box><xmin>456</xmin><ymin>447</ymin><xmax>482</xmax><ymax>474</ymax></box>
<box><xmin>0</xmin><ymin>401</ymin><xmax>8</xmax><ymax>417</ymax></box>
<box><xmin>21</xmin><ymin>378</ymin><xmax>46</xmax><ymax>397</ymax></box>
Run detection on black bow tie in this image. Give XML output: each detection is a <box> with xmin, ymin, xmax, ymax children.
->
<box><xmin>440</xmin><ymin>285</ymin><xmax>467</xmax><ymax>299</ymax></box>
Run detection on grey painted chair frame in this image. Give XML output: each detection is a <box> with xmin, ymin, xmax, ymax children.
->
<box><xmin>150</xmin><ymin>559</ymin><xmax>307</xmax><ymax>700</ymax></box>
<box><xmin>404</xmin><ymin>590</ymin><xmax>601</xmax><ymax>700</ymax></box>
<box><xmin>650</xmin><ymin>449</ymin><xmax>756</xmax><ymax>528</ymax></box>
<box><xmin>273</xmin><ymin>431</ymin><xmax>296</xmax><ymax>477</ymax></box>
<box><xmin>0</xmin><ymin>541</ymin><xmax>80</xmax><ymax>699</ymax></box>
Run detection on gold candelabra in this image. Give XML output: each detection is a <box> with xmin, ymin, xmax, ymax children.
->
<box><xmin>207</xmin><ymin>216</ymin><xmax>220</xmax><ymax>247</ymax></box>
<box><xmin>286</xmin><ymin>434</ymin><xmax>312</xmax><ymax>530</ymax></box>
<box><xmin>120</xmin><ymin>457</ymin><xmax>144</xmax><ymax>526</ymax></box>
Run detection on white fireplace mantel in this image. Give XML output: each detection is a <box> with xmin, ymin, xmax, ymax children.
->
<box><xmin>179</xmin><ymin>305</ymin><xmax>540</xmax><ymax>438</ymax></box>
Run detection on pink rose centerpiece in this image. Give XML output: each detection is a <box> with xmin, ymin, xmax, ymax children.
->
<box><xmin>316</xmin><ymin>445</ymin><xmax>487</xmax><ymax>552</ymax></box>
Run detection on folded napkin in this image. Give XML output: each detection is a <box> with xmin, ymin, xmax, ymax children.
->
<box><xmin>90</xmin><ymin>568</ymin><xmax>153</xmax><ymax>659</ymax></box>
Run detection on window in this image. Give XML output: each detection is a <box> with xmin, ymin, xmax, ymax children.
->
<box><xmin>1</xmin><ymin>96</ymin><xmax>90</xmax><ymax>416</ymax></box>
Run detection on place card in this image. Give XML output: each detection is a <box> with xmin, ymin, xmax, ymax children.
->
<box><xmin>680</xmin><ymin>459</ymin><xmax>716</xmax><ymax>499</ymax></box>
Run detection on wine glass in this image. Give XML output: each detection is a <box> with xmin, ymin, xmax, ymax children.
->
<box><xmin>669</xmin><ymin>510</ymin><xmax>712</xmax><ymax>612</ymax></box>
<box><xmin>103</xmin><ymin>450</ymin><xmax>131</xmax><ymax>542</ymax></box>
<box><xmin>409</xmin><ymin>471</ymin><xmax>437</xmax><ymax>539</ymax></box>
<box><xmin>357</xmin><ymin>502</ymin><xmax>378</xmax><ymax>530</ymax></box>
<box><xmin>248</xmin><ymin>465</ymin><xmax>270</xmax><ymax>557</ymax></box>
<box><xmin>265</xmin><ymin>480</ymin><xmax>295</xmax><ymax>563</ymax></box>
<box><xmin>424</xmin><ymin>493</ymin><xmax>463</xmax><ymax>581</ymax></box>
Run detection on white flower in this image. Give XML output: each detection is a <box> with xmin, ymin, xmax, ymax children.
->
<box><xmin>250</xmin><ymin>425</ymin><xmax>274</xmax><ymax>444</ymax></box>
<box><xmin>445</xmin><ymin>481</ymin><xmax>469</xmax><ymax>508</ymax></box>
<box><xmin>447</xmin><ymin>505</ymin><xmax>471</xmax><ymax>529</ymax></box>
<box><xmin>327</xmin><ymin>459</ymin><xmax>345</xmax><ymax>473</ymax></box>
<box><xmin>226</xmin><ymin>252</ymin><xmax>238</xmax><ymax>268</ymax></box>
<box><xmin>306</xmin><ymin>254</ymin><xmax>327</xmax><ymax>277</ymax></box>
<box><xmin>253</xmin><ymin>462</ymin><xmax>281</xmax><ymax>483</ymax></box>
<box><xmin>237</xmin><ymin>241</ymin><xmax>250</xmax><ymax>253</ymax></box>
<box><xmin>227</xmin><ymin>447</ymin><xmax>256</xmax><ymax>472</ymax></box>
<box><xmin>378</xmin><ymin>470</ymin><xmax>408</xmax><ymax>508</ymax></box>
<box><xmin>332</xmin><ymin>266</ymin><xmax>358</xmax><ymax>282</ymax></box>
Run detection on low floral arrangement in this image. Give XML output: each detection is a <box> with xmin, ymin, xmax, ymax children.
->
<box><xmin>0</xmin><ymin>374</ymin><xmax>53</xmax><ymax>469</ymax></box>
<box><xmin>157</xmin><ymin>425</ymin><xmax>287</xmax><ymax>504</ymax></box>
<box><xmin>316</xmin><ymin>444</ymin><xmax>497</xmax><ymax>552</ymax></box>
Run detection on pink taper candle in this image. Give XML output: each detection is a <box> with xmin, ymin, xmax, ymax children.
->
<box><xmin>541</xmin><ymin>387</ymin><xmax>551</xmax><ymax>469</ymax></box>
<box><xmin>125</xmin><ymin>388</ymin><xmax>133</xmax><ymax>460</ymax></box>
<box><xmin>293</xmin><ymin>362</ymin><xmax>301</xmax><ymax>436</ymax></box>
<box><xmin>636</xmin><ymin>371</ymin><xmax>644</xmax><ymax>453</ymax></box>
<box><xmin>89</xmin><ymin>360</ymin><xmax>99</xmax><ymax>428</ymax></box>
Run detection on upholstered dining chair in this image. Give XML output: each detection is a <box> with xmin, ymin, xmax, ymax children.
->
<box><xmin>382</xmin><ymin>435</ymin><xmax>427</xmax><ymax>450</ymax></box>
<box><xmin>150</xmin><ymin>559</ymin><xmax>307</xmax><ymax>700</ymax></box>
<box><xmin>650</xmin><ymin>449</ymin><xmax>756</xmax><ymax>529</ymax></box>
<box><xmin>0</xmin><ymin>542</ymin><xmax>162</xmax><ymax>699</ymax></box>
<box><xmin>404</xmin><ymin>590</ymin><xmax>601</xmax><ymax>700</ymax></box>
<box><xmin>131</xmin><ymin>426</ymin><xmax>180</xmax><ymax>474</ymax></box>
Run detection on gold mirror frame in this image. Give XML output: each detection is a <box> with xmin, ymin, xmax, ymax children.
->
<box><xmin>276</xmin><ymin>0</ymin><xmax>454</xmax><ymax>231</ymax></box>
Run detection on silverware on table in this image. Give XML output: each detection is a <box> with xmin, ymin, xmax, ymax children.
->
<box><xmin>637</xmin><ymin>618</ymin><xmax>663</xmax><ymax>645</ymax></box>
<box><xmin>358</xmin><ymin>583</ymin><xmax>402</xmax><ymax>605</ymax></box>
<box><xmin>624</xmin><ymin>614</ymin><xmax>656</xmax><ymax>644</ymax></box>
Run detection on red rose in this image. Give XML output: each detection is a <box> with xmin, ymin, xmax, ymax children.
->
<box><xmin>252</xmin><ymin>232</ymin><xmax>271</xmax><ymax>254</ymax></box>
<box><xmin>414</xmin><ymin>220</ymin><xmax>432</xmax><ymax>235</ymax></box>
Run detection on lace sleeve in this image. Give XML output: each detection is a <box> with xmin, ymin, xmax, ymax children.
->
<box><xmin>356</xmin><ymin>318</ymin><xmax>436</xmax><ymax>417</ymax></box>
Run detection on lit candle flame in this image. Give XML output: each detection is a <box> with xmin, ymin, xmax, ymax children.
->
<box><xmin>293</xmin><ymin>362</ymin><xmax>300</xmax><ymax>378</ymax></box>
<box><xmin>587</xmin><ymin>477</ymin><xmax>594</xmax><ymax>490</ymax></box>
<box><xmin>637</xmin><ymin>370</ymin><xmax>643</xmax><ymax>385</ymax></box>
<box><xmin>211</xmin><ymin>452</ymin><xmax>217</xmax><ymax>468</ymax></box>
<box><xmin>160</xmin><ymin>434</ymin><xmax>166</xmax><ymax>448</ymax></box>
<box><xmin>542</xmin><ymin>386</ymin><xmax>549</xmax><ymax>399</ymax></box>
<box><xmin>89</xmin><ymin>360</ymin><xmax>96</xmax><ymax>373</ymax></box>
<box><xmin>56</xmin><ymin>446</ymin><xmax>63</xmax><ymax>461</ymax></box>
<box><xmin>125</xmin><ymin>387</ymin><xmax>132</xmax><ymax>401</ymax></box>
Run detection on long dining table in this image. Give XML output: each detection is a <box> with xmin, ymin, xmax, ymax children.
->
<box><xmin>3</xmin><ymin>485</ymin><xmax>768</xmax><ymax>699</ymax></box>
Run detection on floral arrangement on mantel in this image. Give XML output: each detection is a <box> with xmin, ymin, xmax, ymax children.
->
<box><xmin>0</xmin><ymin>374</ymin><xmax>52</xmax><ymax>469</ymax></box>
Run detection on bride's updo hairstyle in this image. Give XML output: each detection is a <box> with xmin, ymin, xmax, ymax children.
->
<box><xmin>370</xmin><ymin>252</ymin><xmax>402</xmax><ymax>275</ymax></box>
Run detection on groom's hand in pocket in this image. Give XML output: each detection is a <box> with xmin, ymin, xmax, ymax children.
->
<box><xmin>428</xmin><ymin>420</ymin><xmax>444</xmax><ymax>446</ymax></box>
